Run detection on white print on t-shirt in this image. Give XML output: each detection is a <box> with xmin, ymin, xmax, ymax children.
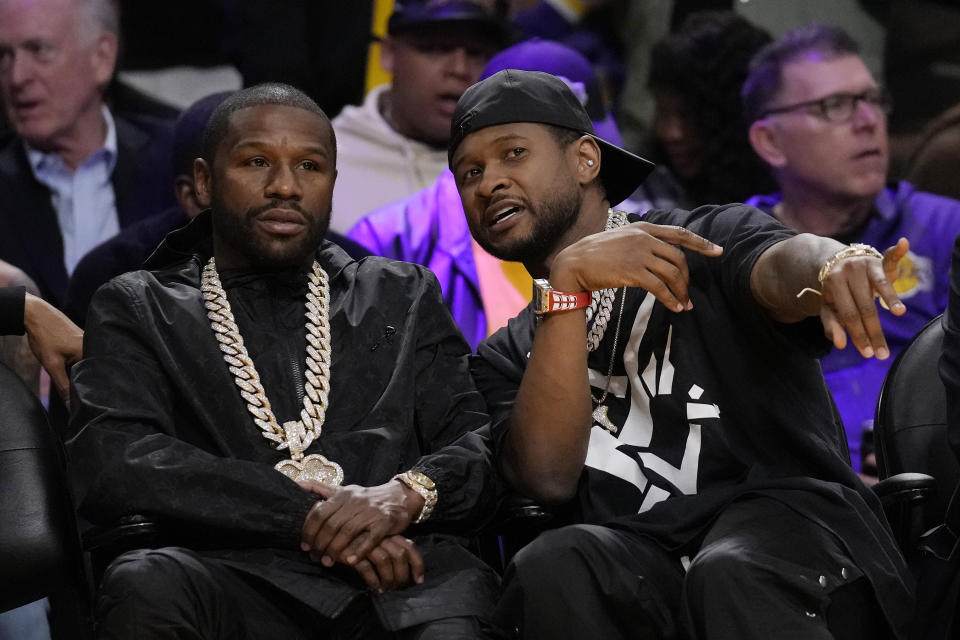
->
<box><xmin>584</xmin><ymin>294</ymin><xmax>720</xmax><ymax>513</ymax></box>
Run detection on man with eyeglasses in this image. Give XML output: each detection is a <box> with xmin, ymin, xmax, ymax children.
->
<box><xmin>743</xmin><ymin>24</ymin><xmax>960</xmax><ymax>477</ymax></box>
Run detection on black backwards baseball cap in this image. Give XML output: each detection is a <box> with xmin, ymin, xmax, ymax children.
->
<box><xmin>449</xmin><ymin>69</ymin><xmax>656</xmax><ymax>206</ymax></box>
<box><xmin>387</xmin><ymin>0</ymin><xmax>511</xmax><ymax>46</ymax></box>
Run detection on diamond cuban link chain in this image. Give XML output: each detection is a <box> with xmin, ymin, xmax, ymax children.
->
<box><xmin>585</xmin><ymin>209</ymin><xmax>629</xmax><ymax>352</ymax></box>
<box><xmin>201</xmin><ymin>258</ymin><xmax>343</xmax><ymax>486</ymax></box>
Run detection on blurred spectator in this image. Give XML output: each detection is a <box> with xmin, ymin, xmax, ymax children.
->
<box><xmin>903</xmin><ymin>102</ymin><xmax>960</xmax><ymax>202</ymax></box>
<box><xmin>510</xmin><ymin>0</ymin><xmax>631</xmax><ymax>106</ymax></box>
<box><xmin>882</xmin><ymin>0</ymin><xmax>960</xmax><ymax>175</ymax></box>
<box><xmin>0</xmin><ymin>283</ymin><xmax>82</xmax><ymax>401</ymax></box>
<box><xmin>617</xmin><ymin>1</ymin><xmax>886</xmax><ymax>158</ymax></box>
<box><xmin>0</xmin><ymin>0</ymin><xmax>175</xmax><ymax>308</ymax></box>
<box><xmin>0</xmin><ymin>260</ymin><xmax>41</xmax><ymax>396</ymax></box>
<box><xmin>330</xmin><ymin>0</ymin><xmax>510</xmax><ymax>233</ymax></box>
<box><xmin>62</xmin><ymin>91</ymin><xmax>232</xmax><ymax>326</ymax></box>
<box><xmin>743</xmin><ymin>23</ymin><xmax>960</xmax><ymax>470</ymax></box>
<box><xmin>647</xmin><ymin>11</ymin><xmax>776</xmax><ymax>208</ymax></box>
<box><xmin>349</xmin><ymin>38</ymin><xmax>646</xmax><ymax>348</ymax></box>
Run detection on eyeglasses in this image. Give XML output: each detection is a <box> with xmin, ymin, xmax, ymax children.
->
<box><xmin>761</xmin><ymin>87</ymin><xmax>892</xmax><ymax>123</ymax></box>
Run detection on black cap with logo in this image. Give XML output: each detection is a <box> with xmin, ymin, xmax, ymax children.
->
<box><xmin>449</xmin><ymin>69</ymin><xmax>655</xmax><ymax>206</ymax></box>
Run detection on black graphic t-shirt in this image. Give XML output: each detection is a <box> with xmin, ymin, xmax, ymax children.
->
<box><xmin>474</xmin><ymin>204</ymin><xmax>845</xmax><ymax>523</ymax></box>
<box><xmin>472</xmin><ymin>205</ymin><xmax>913</xmax><ymax>633</ymax></box>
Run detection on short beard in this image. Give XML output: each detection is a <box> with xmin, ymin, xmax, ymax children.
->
<box><xmin>475</xmin><ymin>186</ymin><xmax>583</xmax><ymax>264</ymax></box>
<box><xmin>212</xmin><ymin>197</ymin><xmax>329</xmax><ymax>269</ymax></box>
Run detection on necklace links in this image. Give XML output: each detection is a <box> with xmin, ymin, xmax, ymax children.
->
<box><xmin>202</xmin><ymin>258</ymin><xmax>343</xmax><ymax>485</ymax></box>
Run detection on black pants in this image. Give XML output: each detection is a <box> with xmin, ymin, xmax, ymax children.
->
<box><xmin>96</xmin><ymin>547</ymin><xmax>487</xmax><ymax>640</ymax></box>
<box><xmin>493</xmin><ymin>497</ymin><xmax>889</xmax><ymax>640</ymax></box>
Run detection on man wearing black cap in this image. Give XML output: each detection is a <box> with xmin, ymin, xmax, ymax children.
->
<box><xmin>453</xmin><ymin>70</ymin><xmax>914</xmax><ymax>639</ymax></box>
<box><xmin>330</xmin><ymin>0</ymin><xmax>510</xmax><ymax>233</ymax></box>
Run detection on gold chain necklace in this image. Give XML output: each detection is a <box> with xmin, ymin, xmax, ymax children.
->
<box><xmin>201</xmin><ymin>257</ymin><xmax>343</xmax><ymax>486</ymax></box>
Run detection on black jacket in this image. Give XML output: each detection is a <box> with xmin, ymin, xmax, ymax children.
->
<box><xmin>0</xmin><ymin>114</ymin><xmax>175</xmax><ymax>307</ymax></box>
<box><xmin>67</xmin><ymin>212</ymin><xmax>499</xmax><ymax>628</ymax></box>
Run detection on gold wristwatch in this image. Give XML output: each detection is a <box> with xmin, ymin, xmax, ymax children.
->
<box><xmin>393</xmin><ymin>470</ymin><xmax>438</xmax><ymax>523</ymax></box>
<box><xmin>533</xmin><ymin>278</ymin><xmax>591</xmax><ymax>315</ymax></box>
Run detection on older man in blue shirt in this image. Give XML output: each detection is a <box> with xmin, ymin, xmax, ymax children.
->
<box><xmin>0</xmin><ymin>0</ymin><xmax>174</xmax><ymax>308</ymax></box>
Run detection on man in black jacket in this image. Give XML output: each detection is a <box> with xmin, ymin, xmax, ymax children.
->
<box><xmin>453</xmin><ymin>70</ymin><xmax>914</xmax><ymax>639</ymax></box>
<box><xmin>68</xmin><ymin>83</ymin><xmax>498</xmax><ymax>638</ymax></box>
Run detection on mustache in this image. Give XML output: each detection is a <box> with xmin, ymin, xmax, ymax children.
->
<box><xmin>246</xmin><ymin>199</ymin><xmax>308</xmax><ymax>219</ymax></box>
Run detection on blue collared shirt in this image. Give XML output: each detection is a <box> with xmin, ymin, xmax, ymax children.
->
<box><xmin>25</xmin><ymin>106</ymin><xmax>119</xmax><ymax>276</ymax></box>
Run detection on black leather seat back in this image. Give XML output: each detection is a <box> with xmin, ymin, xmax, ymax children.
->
<box><xmin>0</xmin><ymin>362</ymin><xmax>81</xmax><ymax>612</ymax></box>
<box><xmin>875</xmin><ymin>316</ymin><xmax>960</xmax><ymax>533</ymax></box>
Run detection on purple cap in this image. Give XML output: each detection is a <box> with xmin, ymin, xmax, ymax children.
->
<box><xmin>479</xmin><ymin>38</ymin><xmax>622</xmax><ymax>146</ymax></box>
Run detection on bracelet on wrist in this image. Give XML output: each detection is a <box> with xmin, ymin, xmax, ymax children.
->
<box><xmin>817</xmin><ymin>243</ymin><xmax>883</xmax><ymax>284</ymax></box>
<box><xmin>797</xmin><ymin>243</ymin><xmax>887</xmax><ymax>305</ymax></box>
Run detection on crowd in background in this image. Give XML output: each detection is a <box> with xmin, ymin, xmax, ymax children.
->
<box><xmin>3</xmin><ymin>0</ymin><xmax>960</xmax><ymax>637</ymax></box>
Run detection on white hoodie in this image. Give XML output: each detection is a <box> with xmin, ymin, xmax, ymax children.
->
<box><xmin>330</xmin><ymin>84</ymin><xmax>450</xmax><ymax>234</ymax></box>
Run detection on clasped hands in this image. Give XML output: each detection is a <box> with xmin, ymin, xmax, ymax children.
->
<box><xmin>298</xmin><ymin>479</ymin><xmax>426</xmax><ymax>593</ymax></box>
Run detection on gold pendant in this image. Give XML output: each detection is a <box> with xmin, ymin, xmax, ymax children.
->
<box><xmin>592</xmin><ymin>404</ymin><xmax>618</xmax><ymax>434</ymax></box>
<box><xmin>275</xmin><ymin>454</ymin><xmax>344</xmax><ymax>486</ymax></box>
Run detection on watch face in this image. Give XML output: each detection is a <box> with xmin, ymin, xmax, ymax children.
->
<box><xmin>414</xmin><ymin>472</ymin><xmax>436</xmax><ymax>489</ymax></box>
<box><xmin>533</xmin><ymin>279</ymin><xmax>552</xmax><ymax>314</ymax></box>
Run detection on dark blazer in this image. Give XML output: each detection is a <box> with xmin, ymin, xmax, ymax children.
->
<box><xmin>0</xmin><ymin>113</ymin><xmax>175</xmax><ymax>307</ymax></box>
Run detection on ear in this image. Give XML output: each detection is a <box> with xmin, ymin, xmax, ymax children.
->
<box><xmin>748</xmin><ymin>119</ymin><xmax>788</xmax><ymax>169</ymax></box>
<box><xmin>174</xmin><ymin>175</ymin><xmax>205</xmax><ymax>218</ymax></box>
<box><xmin>380</xmin><ymin>35</ymin><xmax>397</xmax><ymax>74</ymax></box>
<box><xmin>91</xmin><ymin>32</ymin><xmax>118</xmax><ymax>89</ymax></box>
<box><xmin>193</xmin><ymin>158</ymin><xmax>213</xmax><ymax>209</ymax></box>
<box><xmin>574</xmin><ymin>136</ymin><xmax>602</xmax><ymax>186</ymax></box>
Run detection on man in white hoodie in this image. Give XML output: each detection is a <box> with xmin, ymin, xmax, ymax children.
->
<box><xmin>329</xmin><ymin>0</ymin><xmax>509</xmax><ymax>233</ymax></box>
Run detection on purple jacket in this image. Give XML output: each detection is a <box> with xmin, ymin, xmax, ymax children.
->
<box><xmin>748</xmin><ymin>182</ymin><xmax>960</xmax><ymax>467</ymax></box>
<box><xmin>347</xmin><ymin>170</ymin><xmax>487</xmax><ymax>349</ymax></box>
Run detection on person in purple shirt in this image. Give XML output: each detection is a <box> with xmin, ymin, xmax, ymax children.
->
<box><xmin>743</xmin><ymin>24</ymin><xmax>960</xmax><ymax>473</ymax></box>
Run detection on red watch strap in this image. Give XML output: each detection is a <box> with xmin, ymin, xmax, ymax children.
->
<box><xmin>548</xmin><ymin>289</ymin><xmax>591</xmax><ymax>312</ymax></box>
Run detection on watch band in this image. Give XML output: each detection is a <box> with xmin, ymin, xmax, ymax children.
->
<box><xmin>533</xmin><ymin>278</ymin><xmax>591</xmax><ymax>315</ymax></box>
<box><xmin>393</xmin><ymin>470</ymin><xmax>438</xmax><ymax>523</ymax></box>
